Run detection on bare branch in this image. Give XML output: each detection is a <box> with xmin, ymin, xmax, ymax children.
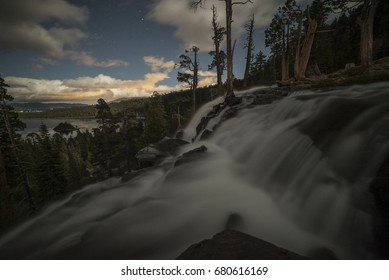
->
<box><xmin>316</xmin><ymin>29</ymin><xmax>336</xmax><ymax>33</ymax></box>
<box><xmin>191</xmin><ymin>0</ymin><xmax>205</xmax><ymax>10</ymax></box>
<box><xmin>232</xmin><ymin>0</ymin><xmax>253</xmax><ymax>6</ymax></box>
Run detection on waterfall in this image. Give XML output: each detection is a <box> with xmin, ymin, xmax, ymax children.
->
<box><xmin>1</xmin><ymin>83</ymin><xmax>389</xmax><ymax>259</ymax></box>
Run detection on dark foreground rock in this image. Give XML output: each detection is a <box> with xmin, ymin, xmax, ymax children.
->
<box><xmin>177</xmin><ymin>230</ymin><xmax>307</xmax><ymax>260</ymax></box>
<box><xmin>174</xmin><ymin>145</ymin><xmax>207</xmax><ymax>167</ymax></box>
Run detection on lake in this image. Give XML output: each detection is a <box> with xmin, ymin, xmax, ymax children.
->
<box><xmin>20</xmin><ymin>118</ymin><xmax>98</xmax><ymax>136</ymax></box>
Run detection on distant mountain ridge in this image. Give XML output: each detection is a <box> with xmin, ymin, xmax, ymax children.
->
<box><xmin>11</xmin><ymin>102</ymin><xmax>88</xmax><ymax>111</ymax></box>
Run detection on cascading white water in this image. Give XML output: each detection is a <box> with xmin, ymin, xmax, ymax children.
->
<box><xmin>1</xmin><ymin>83</ymin><xmax>389</xmax><ymax>259</ymax></box>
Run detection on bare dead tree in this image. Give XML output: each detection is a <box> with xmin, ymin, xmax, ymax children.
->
<box><xmin>210</xmin><ymin>5</ymin><xmax>226</xmax><ymax>96</ymax></box>
<box><xmin>243</xmin><ymin>14</ymin><xmax>255</xmax><ymax>87</ymax></box>
<box><xmin>192</xmin><ymin>0</ymin><xmax>253</xmax><ymax>102</ymax></box>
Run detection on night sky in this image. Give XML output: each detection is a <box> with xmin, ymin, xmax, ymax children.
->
<box><xmin>0</xmin><ymin>0</ymin><xmax>290</xmax><ymax>103</ymax></box>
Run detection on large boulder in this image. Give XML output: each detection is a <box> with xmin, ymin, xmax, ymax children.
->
<box><xmin>177</xmin><ymin>230</ymin><xmax>307</xmax><ymax>260</ymax></box>
<box><xmin>135</xmin><ymin>138</ymin><xmax>189</xmax><ymax>169</ymax></box>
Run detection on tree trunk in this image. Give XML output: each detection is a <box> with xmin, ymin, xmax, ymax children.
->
<box><xmin>295</xmin><ymin>10</ymin><xmax>317</xmax><ymax>80</ymax></box>
<box><xmin>192</xmin><ymin>47</ymin><xmax>199</xmax><ymax>115</ymax></box>
<box><xmin>211</xmin><ymin>5</ymin><xmax>224</xmax><ymax>96</ymax></box>
<box><xmin>215</xmin><ymin>45</ymin><xmax>224</xmax><ymax>96</ymax></box>
<box><xmin>281</xmin><ymin>24</ymin><xmax>290</xmax><ymax>82</ymax></box>
<box><xmin>225</xmin><ymin>0</ymin><xmax>235</xmax><ymax>99</ymax></box>
<box><xmin>294</xmin><ymin>12</ymin><xmax>303</xmax><ymax>80</ymax></box>
<box><xmin>243</xmin><ymin>16</ymin><xmax>255</xmax><ymax>87</ymax></box>
<box><xmin>359</xmin><ymin>0</ymin><xmax>378</xmax><ymax>68</ymax></box>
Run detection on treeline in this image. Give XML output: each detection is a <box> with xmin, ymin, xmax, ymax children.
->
<box><xmin>247</xmin><ymin>0</ymin><xmax>389</xmax><ymax>85</ymax></box>
<box><xmin>0</xmin><ymin>78</ymin><xmax>215</xmax><ymax>233</ymax></box>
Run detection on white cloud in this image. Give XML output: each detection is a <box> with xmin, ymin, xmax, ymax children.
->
<box><xmin>148</xmin><ymin>0</ymin><xmax>288</xmax><ymax>52</ymax></box>
<box><xmin>143</xmin><ymin>56</ymin><xmax>175</xmax><ymax>72</ymax></box>
<box><xmin>5</xmin><ymin>74</ymin><xmax>170</xmax><ymax>102</ymax></box>
<box><xmin>5</xmin><ymin>55</ymin><xmax>216</xmax><ymax>102</ymax></box>
<box><xmin>0</xmin><ymin>0</ymin><xmax>127</xmax><ymax>67</ymax></box>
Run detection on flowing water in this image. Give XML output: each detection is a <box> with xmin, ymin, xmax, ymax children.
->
<box><xmin>1</xmin><ymin>83</ymin><xmax>389</xmax><ymax>259</ymax></box>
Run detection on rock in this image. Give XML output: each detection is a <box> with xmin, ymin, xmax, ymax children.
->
<box><xmin>175</xmin><ymin>129</ymin><xmax>184</xmax><ymax>139</ymax></box>
<box><xmin>174</xmin><ymin>145</ymin><xmax>207</xmax><ymax>167</ymax></box>
<box><xmin>177</xmin><ymin>230</ymin><xmax>307</xmax><ymax>260</ymax></box>
<box><xmin>199</xmin><ymin>129</ymin><xmax>213</xmax><ymax>141</ymax></box>
<box><xmin>344</xmin><ymin>63</ymin><xmax>356</xmax><ymax>71</ymax></box>
<box><xmin>225</xmin><ymin>96</ymin><xmax>243</xmax><ymax>106</ymax></box>
<box><xmin>307</xmin><ymin>247</ymin><xmax>338</xmax><ymax>260</ymax></box>
<box><xmin>196</xmin><ymin>116</ymin><xmax>209</xmax><ymax>137</ymax></box>
<box><xmin>221</xmin><ymin>107</ymin><xmax>239</xmax><ymax>121</ymax></box>
<box><xmin>252</xmin><ymin>94</ymin><xmax>283</xmax><ymax>106</ymax></box>
<box><xmin>135</xmin><ymin>138</ymin><xmax>189</xmax><ymax>169</ymax></box>
<box><xmin>135</xmin><ymin>145</ymin><xmax>164</xmax><ymax>169</ymax></box>
<box><xmin>155</xmin><ymin>137</ymin><xmax>189</xmax><ymax>155</ymax></box>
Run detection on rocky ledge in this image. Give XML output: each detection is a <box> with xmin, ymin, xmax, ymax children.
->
<box><xmin>177</xmin><ymin>230</ymin><xmax>307</xmax><ymax>260</ymax></box>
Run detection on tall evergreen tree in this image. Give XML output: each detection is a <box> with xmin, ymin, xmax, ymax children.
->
<box><xmin>142</xmin><ymin>93</ymin><xmax>167</xmax><ymax>145</ymax></box>
<box><xmin>0</xmin><ymin>76</ymin><xmax>35</xmax><ymax>212</ymax></box>
<box><xmin>33</xmin><ymin>124</ymin><xmax>66</xmax><ymax>205</ymax></box>
<box><xmin>92</xmin><ymin>98</ymin><xmax>121</xmax><ymax>177</ymax></box>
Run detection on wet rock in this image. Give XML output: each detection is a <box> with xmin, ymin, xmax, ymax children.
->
<box><xmin>155</xmin><ymin>138</ymin><xmax>189</xmax><ymax>155</ymax></box>
<box><xmin>225</xmin><ymin>96</ymin><xmax>243</xmax><ymax>106</ymax></box>
<box><xmin>251</xmin><ymin>94</ymin><xmax>283</xmax><ymax>106</ymax></box>
<box><xmin>174</xmin><ymin>145</ymin><xmax>207</xmax><ymax>167</ymax></box>
<box><xmin>199</xmin><ymin>129</ymin><xmax>213</xmax><ymax>141</ymax></box>
<box><xmin>135</xmin><ymin>138</ymin><xmax>189</xmax><ymax>169</ymax></box>
<box><xmin>196</xmin><ymin>116</ymin><xmax>209</xmax><ymax>137</ymax></box>
<box><xmin>221</xmin><ymin>107</ymin><xmax>239</xmax><ymax>121</ymax></box>
<box><xmin>135</xmin><ymin>145</ymin><xmax>165</xmax><ymax>169</ymax></box>
<box><xmin>175</xmin><ymin>129</ymin><xmax>184</xmax><ymax>139</ymax></box>
<box><xmin>177</xmin><ymin>230</ymin><xmax>307</xmax><ymax>260</ymax></box>
<box><xmin>307</xmin><ymin>247</ymin><xmax>338</xmax><ymax>260</ymax></box>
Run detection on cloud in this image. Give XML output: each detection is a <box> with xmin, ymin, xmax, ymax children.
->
<box><xmin>143</xmin><ymin>56</ymin><xmax>175</xmax><ymax>72</ymax></box>
<box><xmin>0</xmin><ymin>0</ymin><xmax>127</xmax><ymax>67</ymax></box>
<box><xmin>148</xmin><ymin>0</ymin><xmax>296</xmax><ymax>52</ymax></box>
<box><xmin>5</xmin><ymin>74</ymin><xmax>168</xmax><ymax>102</ymax></box>
<box><xmin>5</xmin><ymin>55</ymin><xmax>216</xmax><ymax>102</ymax></box>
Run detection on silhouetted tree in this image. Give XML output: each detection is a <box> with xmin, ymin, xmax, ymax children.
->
<box><xmin>177</xmin><ymin>46</ymin><xmax>200</xmax><ymax>114</ymax></box>
<box><xmin>210</xmin><ymin>5</ymin><xmax>226</xmax><ymax>95</ymax></box>
<box><xmin>0</xmin><ymin>76</ymin><xmax>35</xmax><ymax>212</ymax></box>
<box><xmin>92</xmin><ymin>98</ymin><xmax>120</xmax><ymax>177</ymax></box>
<box><xmin>192</xmin><ymin>0</ymin><xmax>253</xmax><ymax>101</ymax></box>
<box><xmin>243</xmin><ymin>15</ymin><xmax>255</xmax><ymax>87</ymax></box>
<box><xmin>142</xmin><ymin>93</ymin><xmax>167</xmax><ymax>145</ymax></box>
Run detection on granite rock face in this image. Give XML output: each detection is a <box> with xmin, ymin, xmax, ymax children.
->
<box><xmin>177</xmin><ymin>230</ymin><xmax>307</xmax><ymax>260</ymax></box>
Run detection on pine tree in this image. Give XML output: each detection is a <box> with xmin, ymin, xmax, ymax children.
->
<box><xmin>177</xmin><ymin>46</ymin><xmax>200</xmax><ymax>115</ymax></box>
<box><xmin>142</xmin><ymin>93</ymin><xmax>167</xmax><ymax>145</ymax></box>
<box><xmin>92</xmin><ymin>98</ymin><xmax>121</xmax><ymax>177</ymax></box>
<box><xmin>0</xmin><ymin>76</ymin><xmax>35</xmax><ymax>212</ymax></box>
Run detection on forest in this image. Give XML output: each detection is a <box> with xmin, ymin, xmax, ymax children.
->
<box><xmin>1</xmin><ymin>0</ymin><xmax>389</xmax><ymax>236</ymax></box>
